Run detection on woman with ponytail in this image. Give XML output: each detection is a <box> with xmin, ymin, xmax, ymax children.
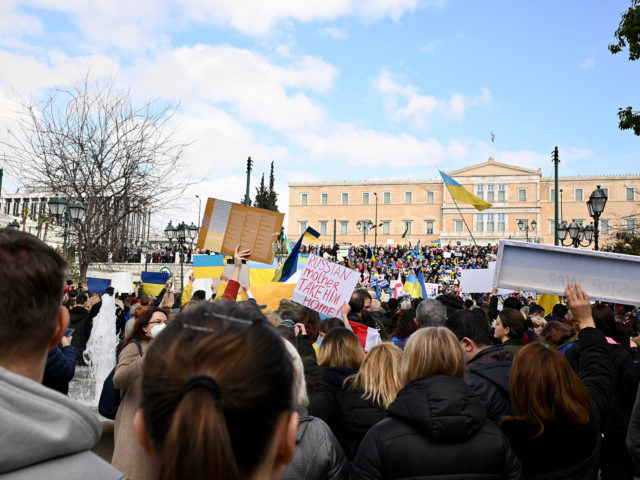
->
<box><xmin>133</xmin><ymin>301</ymin><xmax>298</xmax><ymax>480</ymax></box>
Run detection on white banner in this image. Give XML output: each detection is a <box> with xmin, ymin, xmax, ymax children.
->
<box><xmin>494</xmin><ymin>240</ymin><xmax>640</xmax><ymax>304</ymax></box>
<box><xmin>460</xmin><ymin>263</ymin><xmax>511</xmax><ymax>295</ymax></box>
<box><xmin>111</xmin><ymin>272</ymin><xmax>134</xmax><ymax>294</ymax></box>
<box><xmin>292</xmin><ymin>254</ymin><xmax>359</xmax><ymax>317</ymax></box>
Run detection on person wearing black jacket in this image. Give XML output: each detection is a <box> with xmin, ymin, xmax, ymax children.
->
<box><xmin>68</xmin><ymin>293</ymin><xmax>91</xmax><ymax>364</ymax></box>
<box><xmin>352</xmin><ymin>327</ymin><xmax>522</xmax><ymax>479</ymax></box>
<box><xmin>446</xmin><ymin>308</ymin><xmax>514</xmax><ymax>423</ymax></box>
<box><xmin>500</xmin><ymin>283</ymin><xmax>612</xmax><ymax>480</ymax></box>
<box><xmin>42</xmin><ymin>335</ymin><xmax>76</xmax><ymax>395</ymax></box>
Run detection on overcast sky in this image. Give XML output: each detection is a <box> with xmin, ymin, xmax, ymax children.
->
<box><xmin>1</xmin><ymin>0</ymin><xmax>638</xmax><ymax>231</ymax></box>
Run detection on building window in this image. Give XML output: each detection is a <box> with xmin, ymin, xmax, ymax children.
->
<box><xmin>3</xmin><ymin>199</ymin><xmax>9</xmax><ymax>215</ymax></box>
<box><xmin>455</xmin><ymin>220</ymin><xmax>463</xmax><ymax>233</ymax></box>
<box><xmin>425</xmin><ymin>220</ymin><xmax>434</xmax><ymax>234</ymax></box>
<box><xmin>627</xmin><ymin>219</ymin><xmax>636</xmax><ymax>234</ymax></box>
<box><xmin>476</xmin><ymin>184</ymin><xmax>484</xmax><ymax>200</ymax></box>
<box><xmin>382</xmin><ymin>221</ymin><xmax>390</xmax><ymax>235</ymax></box>
<box><xmin>486</xmin><ymin>214</ymin><xmax>494</xmax><ymax>232</ymax></box>
<box><xmin>403</xmin><ymin>221</ymin><xmax>412</xmax><ymax>235</ymax></box>
<box><xmin>340</xmin><ymin>221</ymin><xmax>348</xmax><ymax>235</ymax></box>
<box><xmin>426</xmin><ymin>191</ymin><xmax>434</xmax><ymax>204</ymax></box>
<box><xmin>319</xmin><ymin>221</ymin><xmax>328</xmax><ymax>235</ymax></box>
<box><xmin>498</xmin><ymin>214</ymin><xmax>505</xmax><ymax>232</ymax></box>
<box><xmin>321</xmin><ymin>193</ymin><xmax>328</xmax><ymax>205</ymax></box>
<box><xmin>486</xmin><ymin>184</ymin><xmax>494</xmax><ymax>203</ymax></box>
<box><xmin>341</xmin><ymin>192</ymin><xmax>349</xmax><ymax>205</ymax></box>
<box><xmin>574</xmin><ymin>188</ymin><xmax>583</xmax><ymax>202</ymax></box>
<box><xmin>300</xmin><ymin>193</ymin><xmax>308</xmax><ymax>206</ymax></box>
<box><xmin>405</xmin><ymin>191</ymin><xmax>413</xmax><ymax>204</ymax></box>
<box><xmin>475</xmin><ymin>214</ymin><xmax>484</xmax><ymax>232</ymax></box>
<box><xmin>362</xmin><ymin>192</ymin><xmax>369</xmax><ymax>205</ymax></box>
<box><xmin>627</xmin><ymin>187</ymin><xmax>635</xmax><ymax>201</ymax></box>
<box><xmin>601</xmin><ymin>219</ymin><xmax>610</xmax><ymax>235</ymax></box>
<box><xmin>518</xmin><ymin>189</ymin><xmax>527</xmax><ymax>202</ymax></box>
<box><xmin>498</xmin><ymin>184</ymin><xmax>505</xmax><ymax>202</ymax></box>
<box><xmin>549</xmin><ymin>188</ymin><xmax>556</xmax><ymax>202</ymax></box>
<box><xmin>299</xmin><ymin>221</ymin><xmax>308</xmax><ymax>234</ymax></box>
<box><xmin>549</xmin><ymin>220</ymin><xmax>556</xmax><ymax>235</ymax></box>
<box><xmin>383</xmin><ymin>191</ymin><xmax>391</xmax><ymax>204</ymax></box>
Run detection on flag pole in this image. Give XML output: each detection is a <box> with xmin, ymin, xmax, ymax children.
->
<box><xmin>452</xmin><ymin>197</ymin><xmax>478</xmax><ymax>247</ymax></box>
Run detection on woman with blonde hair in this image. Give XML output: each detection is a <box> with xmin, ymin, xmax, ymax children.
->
<box><xmin>352</xmin><ymin>327</ymin><xmax>521</xmax><ymax>479</ymax></box>
<box><xmin>333</xmin><ymin>342</ymin><xmax>403</xmax><ymax>460</ymax></box>
<box><xmin>318</xmin><ymin>328</ymin><xmax>364</xmax><ymax>395</ymax></box>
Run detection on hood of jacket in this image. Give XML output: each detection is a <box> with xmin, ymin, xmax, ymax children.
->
<box><xmin>388</xmin><ymin>375</ymin><xmax>487</xmax><ymax>442</ymax></box>
<box><xmin>468</xmin><ymin>345</ymin><xmax>513</xmax><ymax>366</ymax></box>
<box><xmin>0</xmin><ymin>366</ymin><xmax>102</xmax><ymax>473</ymax></box>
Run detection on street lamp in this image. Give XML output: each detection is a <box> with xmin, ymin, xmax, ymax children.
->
<box><xmin>517</xmin><ymin>219</ymin><xmax>537</xmax><ymax>242</ymax></box>
<box><xmin>141</xmin><ymin>243</ymin><xmax>152</xmax><ymax>272</ymax></box>
<box><xmin>587</xmin><ymin>185</ymin><xmax>608</xmax><ymax>251</ymax></box>
<box><xmin>6</xmin><ymin>219</ymin><xmax>20</xmax><ymax>230</ymax></box>
<box><xmin>165</xmin><ymin>220</ymin><xmax>199</xmax><ymax>291</ymax></box>
<box><xmin>356</xmin><ymin>220</ymin><xmax>374</xmax><ymax>244</ymax></box>
<box><xmin>48</xmin><ymin>197</ymin><xmax>86</xmax><ymax>255</ymax></box>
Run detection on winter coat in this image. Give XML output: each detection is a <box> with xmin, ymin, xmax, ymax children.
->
<box><xmin>282</xmin><ymin>408</ymin><xmax>349</xmax><ymax>480</ymax></box>
<box><xmin>351</xmin><ymin>375</ymin><xmax>522</xmax><ymax>479</ymax></box>
<box><xmin>467</xmin><ymin>345</ymin><xmax>514</xmax><ymax>423</ymax></box>
<box><xmin>332</xmin><ymin>382</ymin><xmax>387</xmax><ymax>460</ymax></box>
<box><xmin>627</xmin><ymin>382</ymin><xmax>640</xmax><ymax>470</ymax></box>
<box><xmin>68</xmin><ymin>306</ymin><xmax>91</xmax><ymax>363</ymax></box>
<box><xmin>0</xmin><ymin>366</ymin><xmax>123</xmax><ymax>479</ymax></box>
<box><xmin>321</xmin><ymin>366</ymin><xmax>357</xmax><ymax>395</ymax></box>
<box><xmin>501</xmin><ymin>338</ymin><xmax>525</xmax><ymax>355</ymax></box>
<box><xmin>500</xmin><ymin>327</ymin><xmax>611</xmax><ymax>480</ymax></box>
<box><xmin>42</xmin><ymin>346</ymin><xmax>76</xmax><ymax>395</ymax></box>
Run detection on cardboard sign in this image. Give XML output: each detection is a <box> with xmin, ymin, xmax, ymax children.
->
<box><xmin>494</xmin><ymin>240</ymin><xmax>640</xmax><ymax>304</ymax></box>
<box><xmin>196</xmin><ymin>197</ymin><xmax>284</xmax><ymax>264</ymax></box>
<box><xmin>292</xmin><ymin>254</ymin><xmax>359</xmax><ymax>317</ymax></box>
<box><xmin>111</xmin><ymin>272</ymin><xmax>134</xmax><ymax>294</ymax></box>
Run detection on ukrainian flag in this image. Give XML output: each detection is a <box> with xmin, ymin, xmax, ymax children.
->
<box><xmin>273</xmin><ymin>229</ymin><xmax>306</xmax><ymax>282</ymax></box>
<box><xmin>402</xmin><ymin>273</ymin><xmax>417</xmax><ymax>295</ymax></box>
<box><xmin>402</xmin><ymin>224</ymin><xmax>409</xmax><ymax>239</ymax></box>
<box><xmin>249</xmin><ymin>259</ymin><xmax>280</xmax><ymax>286</ymax></box>
<box><xmin>193</xmin><ymin>254</ymin><xmax>227</xmax><ymax>279</ymax></box>
<box><xmin>439</xmin><ymin>170</ymin><xmax>492</xmax><ymax>211</ymax></box>
<box><xmin>141</xmin><ymin>271</ymin><xmax>169</xmax><ymax>296</ymax></box>
<box><xmin>303</xmin><ymin>226</ymin><xmax>320</xmax><ymax>242</ymax></box>
<box><xmin>538</xmin><ymin>294</ymin><xmax>560</xmax><ymax>317</ymax></box>
<box><xmin>414</xmin><ymin>269</ymin><xmax>428</xmax><ymax>299</ymax></box>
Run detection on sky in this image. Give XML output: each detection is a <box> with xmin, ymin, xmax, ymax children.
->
<box><xmin>0</xmin><ymin>0</ymin><xmax>638</xmax><ymax>232</ymax></box>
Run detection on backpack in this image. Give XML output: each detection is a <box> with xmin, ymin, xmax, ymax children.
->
<box><xmin>98</xmin><ymin>341</ymin><xmax>143</xmax><ymax>420</ymax></box>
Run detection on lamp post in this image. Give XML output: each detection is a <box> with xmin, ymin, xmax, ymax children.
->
<box><xmin>517</xmin><ymin>219</ymin><xmax>537</xmax><ymax>242</ymax></box>
<box><xmin>356</xmin><ymin>220</ymin><xmax>374</xmax><ymax>244</ymax></box>
<box><xmin>586</xmin><ymin>185</ymin><xmax>608</xmax><ymax>251</ymax></box>
<box><xmin>48</xmin><ymin>197</ymin><xmax>86</xmax><ymax>256</ymax></box>
<box><xmin>374</xmin><ymin>192</ymin><xmax>379</xmax><ymax>247</ymax></box>
<box><xmin>195</xmin><ymin>194</ymin><xmax>202</xmax><ymax>226</ymax></box>
<box><xmin>141</xmin><ymin>243</ymin><xmax>152</xmax><ymax>271</ymax></box>
<box><xmin>165</xmin><ymin>220</ymin><xmax>199</xmax><ymax>291</ymax></box>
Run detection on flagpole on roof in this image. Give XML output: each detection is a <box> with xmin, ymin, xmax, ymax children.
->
<box><xmin>452</xmin><ymin>197</ymin><xmax>478</xmax><ymax>247</ymax></box>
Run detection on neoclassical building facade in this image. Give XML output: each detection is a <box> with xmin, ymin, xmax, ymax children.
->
<box><xmin>288</xmin><ymin>158</ymin><xmax>640</xmax><ymax>247</ymax></box>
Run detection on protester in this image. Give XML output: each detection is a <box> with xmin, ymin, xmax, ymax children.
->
<box><xmin>332</xmin><ymin>342</ymin><xmax>403</xmax><ymax>460</ymax></box>
<box><xmin>135</xmin><ymin>301</ymin><xmax>298</xmax><ymax>480</ymax></box>
<box><xmin>111</xmin><ymin>307</ymin><xmax>167</xmax><ymax>479</ymax></box>
<box><xmin>351</xmin><ymin>327</ymin><xmax>522</xmax><ymax>479</ymax></box>
<box><xmin>282</xmin><ymin>340</ymin><xmax>348</xmax><ymax>480</ymax></box>
<box><xmin>317</xmin><ymin>328</ymin><xmax>364</xmax><ymax>395</ymax></box>
<box><xmin>0</xmin><ymin>229</ymin><xmax>123</xmax><ymax>478</ymax></box>
<box><xmin>415</xmin><ymin>298</ymin><xmax>447</xmax><ymax>327</ymax></box>
<box><xmin>446</xmin><ymin>308</ymin><xmax>514</xmax><ymax>423</ymax></box>
<box><xmin>499</xmin><ymin>283</ymin><xmax>612</xmax><ymax>479</ymax></box>
<box><xmin>69</xmin><ymin>293</ymin><xmax>91</xmax><ymax>364</ymax></box>
<box><xmin>494</xmin><ymin>308</ymin><xmax>526</xmax><ymax>354</ymax></box>
<box><xmin>389</xmin><ymin>308</ymin><xmax>417</xmax><ymax>350</ymax></box>
<box><xmin>42</xmin><ymin>332</ymin><xmax>76</xmax><ymax>395</ymax></box>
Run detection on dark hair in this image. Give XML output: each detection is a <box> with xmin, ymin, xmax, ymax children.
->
<box><xmin>0</xmin><ymin>230</ymin><xmax>66</xmax><ymax>358</ymax></box>
<box><xmin>141</xmin><ymin>301</ymin><xmax>293</xmax><ymax>480</ymax></box>
<box><xmin>464</xmin><ymin>299</ymin><xmax>474</xmax><ymax>309</ymax></box>
<box><xmin>592</xmin><ymin>304</ymin><xmax>624</xmax><ymax>344</ymax></box>
<box><xmin>279</xmin><ymin>309</ymin><xmax>299</xmax><ymax>324</ymax></box>
<box><xmin>120</xmin><ymin>307</ymin><xmax>167</xmax><ymax>353</ymax></box>
<box><xmin>76</xmin><ymin>293</ymin><xmax>88</xmax><ymax>305</ymax></box>
<box><xmin>104</xmin><ymin>286</ymin><xmax>115</xmax><ymax>296</ymax></box>
<box><xmin>528</xmin><ymin>303</ymin><xmax>545</xmax><ymax>316</ymax></box>
<box><xmin>539</xmin><ymin>320</ymin><xmax>575</xmax><ymax>348</ymax></box>
<box><xmin>445</xmin><ymin>309</ymin><xmax>493</xmax><ymax>347</ymax></box>
<box><xmin>319</xmin><ymin>317</ymin><xmax>344</xmax><ymax>335</ymax></box>
<box><xmin>140</xmin><ymin>294</ymin><xmax>150</xmax><ymax>306</ymax></box>
<box><xmin>503</xmin><ymin>296</ymin><xmax>522</xmax><ymax>311</ymax></box>
<box><xmin>552</xmin><ymin>303</ymin><xmax>568</xmax><ymax>320</ymax></box>
<box><xmin>504</xmin><ymin>342</ymin><xmax>590</xmax><ymax>436</ymax></box>
<box><xmin>192</xmin><ymin>290</ymin><xmax>206</xmax><ymax>301</ymax></box>
<box><xmin>499</xmin><ymin>308</ymin><xmax>525</xmax><ymax>340</ymax></box>
<box><xmin>68</xmin><ymin>289</ymin><xmax>78</xmax><ymax>299</ymax></box>
<box><xmin>392</xmin><ymin>308</ymin><xmax>418</xmax><ymax>340</ymax></box>
<box><xmin>299</xmin><ymin>306</ymin><xmax>320</xmax><ymax>342</ymax></box>
<box><xmin>387</xmin><ymin>298</ymin><xmax>399</xmax><ymax>312</ymax></box>
<box><xmin>349</xmin><ymin>293</ymin><xmax>365</xmax><ymax>315</ymax></box>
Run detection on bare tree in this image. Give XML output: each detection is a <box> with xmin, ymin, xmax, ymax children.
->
<box><xmin>2</xmin><ymin>78</ymin><xmax>188</xmax><ymax>280</ymax></box>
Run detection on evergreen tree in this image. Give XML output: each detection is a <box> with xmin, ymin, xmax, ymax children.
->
<box><xmin>253</xmin><ymin>173</ymin><xmax>269</xmax><ymax>209</ymax></box>
<box><xmin>267</xmin><ymin>161</ymin><xmax>279</xmax><ymax>212</ymax></box>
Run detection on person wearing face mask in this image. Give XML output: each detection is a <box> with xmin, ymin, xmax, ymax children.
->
<box><xmin>111</xmin><ymin>307</ymin><xmax>167</xmax><ymax>479</ymax></box>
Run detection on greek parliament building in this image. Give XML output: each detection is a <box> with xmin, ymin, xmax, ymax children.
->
<box><xmin>288</xmin><ymin>158</ymin><xmax>640</xmax><ymax>247</ymax></box>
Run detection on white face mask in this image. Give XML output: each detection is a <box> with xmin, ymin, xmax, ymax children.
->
<box><xmin>150</xmin><ymin>323</ymin><xmax>167</xmax><ymax>338</ymax></box>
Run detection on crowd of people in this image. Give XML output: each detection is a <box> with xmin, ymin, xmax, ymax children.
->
<box><xmin>5</xmin><ymin>228</ymin><xmax>640</xmax><ymax>479</ymax></box>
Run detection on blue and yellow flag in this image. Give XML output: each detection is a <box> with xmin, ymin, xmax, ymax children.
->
<box><xmin>303</xmin><ymin>226</ymin><xmax>320</xmax><ymax>243</ymax></box>
<box><xmin>193</xmin><ymin>254</ymin><xmax>227</xmax><ymax>279</ymax></box>
<box><xmin>402</xmin><ymin>224</ymin><xmax>409</xmax><ymax>239</ymax></box>
<box><xmin>141</xmin><ymin>271</ymin><xmax>169</xmax><ymax>296</ymax></box>
<box><xmin>347</xmin><ymin>251</ymin><xmax>355</xmax><ymax>268</ymax></box>
<box><xmin>249</xmin><ymin>259</ymin><xmax>280</xmax><ymax>286</ymax></box>
<box><xmin>402</xmin><ymin>273</ymin><xmax>417</xmax><ymax>295</ymax></box>
<box><xmin>415</xmin><ymin>269</ymin><xmax>428</xmax><ymax>299</ymax></box>
<box><xmin>273</xmin><ymin>229</ymin><xmax>307</xmax><ymax>282</ymax></box>
<box><xmin>439</xmin><ymin>170</ymin><xmax>492</xmax><ymax>211</ymax></box>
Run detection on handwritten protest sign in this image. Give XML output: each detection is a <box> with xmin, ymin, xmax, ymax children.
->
<box><xmin>425</xmin><ymin>283</ymin><xmax>439</xmax><ymax>298</ymax></box>
<box><xmin>292</xmin><ymin>254</ymin><xmax>359</xmax><ymax>317</ymax></box>
<box><xmin>494</xmin><ymin>240</ymin><xmax>640</xmax><ymax>304</ymax></box>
